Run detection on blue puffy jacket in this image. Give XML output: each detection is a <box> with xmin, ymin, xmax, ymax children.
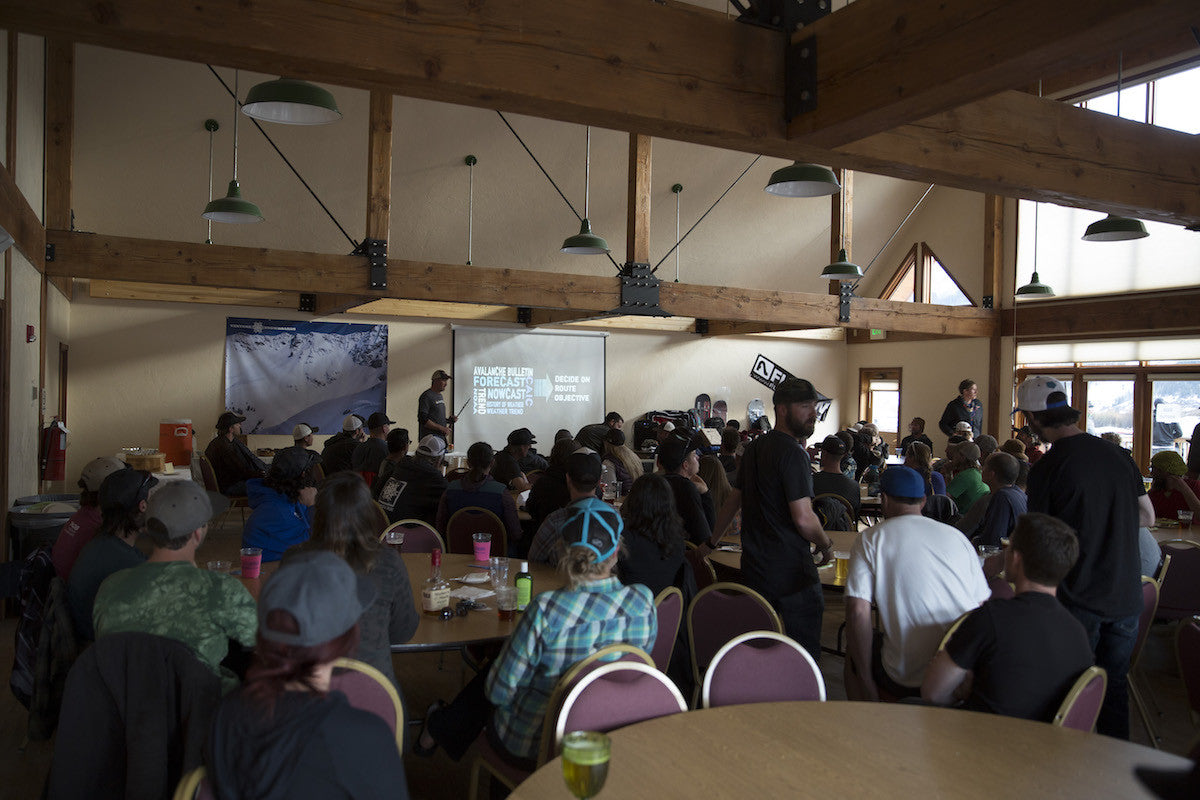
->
<box><xmin>240</xmin><ymin>479</ymin><xmax>314</xmax><ymax>562</ymax></box>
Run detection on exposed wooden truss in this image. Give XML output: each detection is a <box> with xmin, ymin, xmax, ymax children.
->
<box><xmin>1002</xmin><ymin>289</ymin><xmax>1200</xmax><ymax>341</ymax></box>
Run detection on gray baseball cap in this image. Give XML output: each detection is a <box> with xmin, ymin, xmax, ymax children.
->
<box><xmin>258</xmin><ymin>551</ymin><xmax>376</xmax><ymax>647</ymax></box>
<box><xmin>80</xmin><ymin>457</ymin><xmax>129</xmax><ymax>492</ymax></box>
<box><xmin>145</xmin><ymin>481</ymin><xmax>230</xmax><ymax>540</ymax></box>
<box><xmin>416</xmin><ymin>434</ymin><xmax>447</xmax><ymax>457</ymax></box>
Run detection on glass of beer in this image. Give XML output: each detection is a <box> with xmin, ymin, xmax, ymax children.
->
<box><xmin>496</xmin><ymin>587</ymin><xmax>518</xmax><ymax>621</ymax></box>
<box><xmin>561</xmin><ymin>731</ymin><xmax>610</xmax><ymax>799</ymax></box>
<box><xmin>833</xmin><ymin>551</ymin><xmax>850</xmax><ymax>584</ymax></box>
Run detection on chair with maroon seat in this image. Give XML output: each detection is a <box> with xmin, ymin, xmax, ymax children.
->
<box><xmin>683</xmin><ymin>542</ymin><xmax>717</xmax><ymax>591</ymax></box>
<box><xmin>193</xmin><ymin>452</ymin><xmax>248</xmax><ymax>529</ymax></box>
<box><xmin>329</xmin><ymin>658</ymin><xmax>405</xmax><ymax>753</ymax></box>
<box><xmin>686</xmin><ymin>582</ymin><xmax>783</xmax><ymax>707</ymax></box>
<box><xmin>1177</xmin><ymin>616</ymin><xmax>1200</xmax><ymax>728</ymax></box>
<box><xmin>445</xmin><ymin>506</ymin><xmax>506</xmax><ymax>557</ymax></box>
<box><xmin>551</xmin><ymin>661</ymin><xmax>687</xmax><ymax>757</ymax></box>
<box><xmin>467</xmin><ymin>644</ymin><xmax>653</xmax><ymax>800</ymax></box>
<box><xmin>1156</xmin><ymin>540</ymin><xmax>1200</xmax><ymax>621</ymax></box>
<box><xmin>1052</xmin><ymin>666</ymin><xmax>1108</xmax><ymax>732</ymax></box>
<box><xmin>702</xmin><ymin>631</ymin><xmax>825</xmax><ymax>708</ymax></box>
<box><xmin>650</xmin><ymin>587</ymin><xmax>684</xmax><ymax>673</ymax></box>
<box><xmin>379</xmin><ymin>519</ymin><xmax>445</xmax><ymax>553</ymax></box>
<box><xmin>1130</xmin><ymin>577</ymin><xmax>1165</xmax><ymax>747</ymax></box>
<box><xmin>172</xmin><ymin>767</ymin><xmax>215</xmax><ymax>800</ymax></box>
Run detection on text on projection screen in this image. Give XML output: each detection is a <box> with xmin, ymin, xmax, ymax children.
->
<box><xmin>452</xmin><ymin>328</ymin><xmax>606</xmax><ymax>449</ymax></box>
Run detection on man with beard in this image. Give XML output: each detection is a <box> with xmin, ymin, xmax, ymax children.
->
<box><xmin>704</xmin><ymin>378</ymin><xmax>832</xmax><ymax>659</ymax></box>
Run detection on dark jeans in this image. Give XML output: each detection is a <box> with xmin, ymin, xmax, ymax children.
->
<box><xmin>426</xmin><ymin>663</ymin><xmax>535</xmax><ymax>771</ymax></box>
<box><xmin>1064</xmin><ymin>603</ymin><xmax>1139</xmax><ymax>739</ymax></box>
<box><xmin>775</xmin><ymin>582</ymin><xmax>825</xmax><ymax>662</ymax></box>
<box><xmin>871</xmin><ymin>631</ymin><xmax>922</xmax><ymax>700</ymax></box>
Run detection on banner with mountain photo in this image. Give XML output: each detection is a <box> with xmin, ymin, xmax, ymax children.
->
<box><xmin>224</xmin><ymin>317</ymin><xmax>388</xmax><ymax>435</ymax></box>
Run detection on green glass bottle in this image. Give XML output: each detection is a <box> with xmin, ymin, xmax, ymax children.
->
<box><xmin>515</xmin><ymin>560</ymin><xmax>532</xmax><ymax>611</ymax></box>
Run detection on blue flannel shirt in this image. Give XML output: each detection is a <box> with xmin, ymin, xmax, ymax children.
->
<box><xmin>484</xmin><ymin>576</ymin><xmax>657</xmax><ymax>760</ymax></box>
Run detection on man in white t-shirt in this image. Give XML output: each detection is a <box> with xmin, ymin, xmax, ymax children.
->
<box><xmin>844</xmin><ymin>465</ymin><xmax>990</xmax><ymax>700</ymax></box>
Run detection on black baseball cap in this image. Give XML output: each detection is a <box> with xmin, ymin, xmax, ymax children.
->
<box><xmin>367</xmin><ymin>411</ymin><xmax>395</xmax><ymax>430</ymax></box>
<box><xmin>566</xmin><ymin>451</ymin><xmax>602</xmax><ymax>486</ymax></box>
<box><xmin>818</xmin><ymin>435</ymin><xmax>846</xmax><ymax>456</ymax></box>
<box><xmin>217</xmin><ymin>411</ymin><xmax>246</xmax><ymax>430</ymax></box>
<box><xmin>772</xmin><ymin>378</ymin><xmax>818</xmax><ymax>406</ymax></box>
<box><xmin>657</xmin><ymin>437</ymin><xmax>692</xmax><ymax>472</ymax></box>
<box><xmin>507</xmin><ymin>428</ymin><xmax>536</xmax><ymax>446</ymax></box>
<box><xmin>99</xmin><ymin>468</ymin><xmax>158</xmax><ymax>513</ymax></box>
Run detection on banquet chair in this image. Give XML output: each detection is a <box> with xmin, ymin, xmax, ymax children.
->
<box><xmin>330</xmin><ymin>657</ymin><xmax>405</xmax><ymax>753</ymax></box>
<box><xmin>468</xmin><ymin>644</ymin><xmax>652</xmax><ymax>800</ymax></box>
<box><xmin>552</xmin><ymin>662</ymin><xmax>687</xmax><ymax>756</ymax></box>
<box><xmin>446</xmin><ymin>467</ymin><xmax>471</xmax><ymax>483</ymax></box>
<box><xmin>1156</xmin><ymin>540</ymin><xmax>1200</xmax><ymax>621</ymax></box>
<box><xmin>702</xmin><ymin>631</ymin><xmax>825</xmax><ymax>708</ymax></box>
<box><xmin>193</xmin><ymin>452</ymin><xmax>247</xmax><ymax>529</ymax></box>
<box><xmin>379</xmin><ymin>519</ymin><xmax>445</xmax><ymax>553</ymax></box>
<box><xmin>687</xmin><ymin>582</ymin><xmax>783</xmax><ymax>706</ymax></box>
<box><xmin>1177</xmin><ymin>616</ymin><xmax>1200</xmax><ymax>728</ymax></box>
<box><xmin>1052</xmin><ymin>666</ymin><xmax>1108</xmax><ymax>732</ymax></box>
<box><xmin>813</xmin><ymin>492</ymin><xmax>855</xmax><ymax>531</ymax></box>
<box><xmin>1129</xmin><ymin>577</ymin><xmax>1164</xmax><ymax>747</ymax></box>
<box><xmin>651</xmin><ymin>587</ymin><xmax>684</xmax><ymax>672</ymax></box>
<box><xmin>525</xmin><ymin>469</ymin><xmax>544</xmax><ymax>486</ymax></box>
<box><xmin>683</xmin><ymin>542</ymin><xmax>717</xmax><ymax>591</ymax></box>
<box><xmin>922</xmin><ymin>494</ymin><xmax>959</xmax><ymax>525</ymax></box>
<box><xmin>987</xmin><ymin>574</ymin><xmax>1016</xmax><ymax>600</ymax></box>
<box><xmin>445</xmin><ymin>507</ymin><xmax>506</xmax><ymax>557</ymax></box>
<box><xmin>172</xmin><ymin>766</ymin><xmax>215</xmax><ymax>800</ymax></box>
<box><xmin>937</xmin><ymin>610</ymin><xmax>974</xmax><ymax>651</ymax></box>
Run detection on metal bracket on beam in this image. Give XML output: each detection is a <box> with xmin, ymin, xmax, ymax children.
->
<box><xmin>695</xmin><ymin>319</ymin><xmax>710</xmax><ymax>335</ymax></box>
<box><xmin>517</xmin><ymin>307</ymin><xmax>532</xmax><ymax>324</ymax></box>
<box><xmin>45</xmin><ymin>243</ymin><xmax>55</xmax><ymax>262</ymax></box>
<box><xmin>982</xmin><ymin>295</ymin><xmax>994</xmax><ymax>309</ymax></box>
<box><xmin>839</xmin><ymin>282</ymin><xmax>853</xmax><ymax>323</ymax></box>
<box><xmin>354</xmin><ymin>238</ymin><xmax>388</xmax><ymax>290</ymax></box>
<box><xmin>298</xmin><ymin>293</ymin><xmax>316</xmax><ymax>312</ymax></box>
<box><xmin>618</xmin><ymin>262</ymin><xmax>670</xmax><ymax>317</ymax></box>
<box><xmin>784</xmin><ymin>35</ymin><xmax>817</xmax><ymax>123</ymax></box>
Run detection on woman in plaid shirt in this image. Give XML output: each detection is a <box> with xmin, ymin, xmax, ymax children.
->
<box><xmin>417</xmin><ymin>497</ymin><xmax>657</xmax><ymax>768</ymax></box>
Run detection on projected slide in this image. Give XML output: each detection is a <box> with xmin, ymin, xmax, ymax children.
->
<box><xmin>453</xmin><ymin>327</ymin><xmax>606</xmax><ymax>449</ymax></box>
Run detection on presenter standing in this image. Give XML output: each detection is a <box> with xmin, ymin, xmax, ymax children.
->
<box><xmin>419</xmin><ymin>369</ymin><xmax>458</xmax><ymax>446</ymax></box>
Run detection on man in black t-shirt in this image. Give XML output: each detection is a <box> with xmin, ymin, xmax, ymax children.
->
<box><xmin>922</xmin><ymin>513</ymin><xmax>1093</xmax><ymax>721</ymax></box>
<box><xmin>811</xmin><ymin>434</ymin><xmax>860</xmax><ymax>522</ymax></box>
<box><xmin>705</xmin><ymin>378</ymin><xmax>833</xmax><ymax>659</ymax></box>
<box><xmin>1017</xmin><ymin>376</ymin><xmax>1153</xmax><ymax>739</ymax></box>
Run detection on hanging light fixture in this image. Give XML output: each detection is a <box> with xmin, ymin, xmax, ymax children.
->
<box><xmin>561</xmin><ymin>126</ymin><xmax>609</xmax><ymax>255</ymax></box>
<box><xmin>241</xmin><ymin>77</ymin><xmax>342</xmax><ymax>125</ymax></box>
<box><xmin>764</xmin><ymin>161</ymin><xmax>841</xmax><ymax>197</ymax></box>
<box><xmin>1082</xmin><ymin>53</ymin><xmax>1148</xmax><ymax>242</ymax></box>
<box><xmin>822</xmin><ymin>172</ymin><xmax>862</xmax><ymax>279</ymax></box>
<box><xmin>204</xmin><ymin>70</ymin><xmax>264</xmax><ymax>224</ymax></box>
<box><xmin>1017</xmin><ymin>201</ymin><xmax>1055</xmax><ymax>298</ymax></box>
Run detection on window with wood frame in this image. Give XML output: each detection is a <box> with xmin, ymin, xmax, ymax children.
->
<box><xmin>859</xmin><ymin>368</ymin><xmax>902</xmax><ymax>451</ymax></box>
<box><xmin>878</xmin><ymin>242</ymin><xmax>974</xmax><ymax>306</ymax></box>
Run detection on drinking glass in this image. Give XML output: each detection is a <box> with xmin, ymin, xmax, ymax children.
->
<box><xmin>833</xmin><ymin>551</ymin><xmax>850</xmax><ymax>584</ymax></box>
<box><xmin>384</xmin><ymin>528</ymin><xmax>406</xmax><ymax>547</ymax></box>
<box><xmin>1179</xmin><ymin>510</ymin><xmax>1194</xmax><ymax>530</ymax></box>
<box><xmin>561</xmin><ymin>731</ymin><xmax>610</xmax><ymax>799</ymax></box>
<box><xmin>205</xmin><ymin>560</ymin><xmax>232</xmax><ymax>573</ymax></box>
<box><xmin>496</xmin><ymin>587</ymin><xmax>518</xmax><ymax>621</ymax></box>
<box><xmin>489</xmin><ymin>556</ymin><xmax>510</xmax><ymax>591</ymax></box>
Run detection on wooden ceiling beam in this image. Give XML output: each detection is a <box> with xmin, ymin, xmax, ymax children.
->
<box><xmin>1001</xmin><ymin>288</ymin><xmax>1200</xmax><ymax>340</ymax></box>
<box><xmin>45</xmin><ymin>230</ymin><xmax>998</xmax><ymax>336</ymax></box>
<box><xmin>88</xmin><ymin>279</ymin><xmax>300</xmax><ymax>309</ymax></box>
<box><xmin>790</xmin><ymin>0</ymin><xmax>1197</xmax><ymax>148</ymax></box>
<box><xmin>7</xmin><ymin>0</ymin><xmax>1199</xmax><ymax>225</ymax></box>
<box><xmin>313</xmin><ymin>294</ymin><xmax>370</xmax><ymax>316</ymax></box>
<box><xmin>1035</xmin><ymin>37</ymin><xmax>1200</xmax><ymax>102</ymax></box>
<box><xmin>0</xmin><ymin>162</ymin><xmax>45</xmax><ymax>268</ymax></box>
<box><xmin>44</xmin><ymin>39</ymin><xmax>74</xmax><ymax>299</ymax></box>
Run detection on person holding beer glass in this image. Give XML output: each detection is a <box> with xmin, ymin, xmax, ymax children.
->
<box><xmin>414</xmin><ymin>498</ymin><xmax>657</xmax><ymax>769</ymax></box>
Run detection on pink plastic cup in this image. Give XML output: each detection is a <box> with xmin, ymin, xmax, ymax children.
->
<box><xmin>240</xmin><ymin>547</ymin><xmax>263</xmax><ymax>579</ymax></box>
<box><xmin>472</xmin><ymin>532</ymin><xmax>492</xmax><ymax>563</ymax></box>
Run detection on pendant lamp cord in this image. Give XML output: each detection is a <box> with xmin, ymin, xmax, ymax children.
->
<box><xmin>496</xmin><ymin>111</ymin><xmax>620</xmax><ymax>270</ymax></box>
<box><xmin>232</xmin><ymin>71</ymin><xmax>240</xmax><ymax>183</ymax></box>
<box><xmin>583</xmin><ymin>126</ymin><xmax>591</xmax><ymax>220</ymax></box>
<box><xmin>206</xmin><ymin>123</ymin><xmax>215</xmax><ymax>244</ymax></box>
<box><xmin>848</xmin><ymin>183</ymin><xmax>934</xmax><ymax>292</ymax></box>
<box><xmin>674</xmin><ymin>186</ymin><xmax>682</xmax><ymax>282</ymax></box>
<box><xmin>467</xmin><ymin>156</ymin><xmax>475</xmax><ymax>266</ymax></box>
<box><xmin>1115</xmin><ymin>52</ymin><xmax>1123</xmax><ymax>119</ymax></box>
<box><xmin>206</xmin><ymin>65</ymin><xmax>358</xmax><ymax>249</ymax></box>
<box><xmin>654</xmin><ymin>155</ymin><xmax>760</xmax><ymax>273</ymax></box>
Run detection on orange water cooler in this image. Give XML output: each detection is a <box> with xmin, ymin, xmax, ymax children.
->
<box><xmin>159</xmin><ymin>419</ymin><xmax>194</xmax><ymax>466</ymax></box>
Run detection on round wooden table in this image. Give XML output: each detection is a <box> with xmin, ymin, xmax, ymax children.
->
<box><xmin>393</xmin><ymin>552</ymin><xmax>565</xmax><ymax>652</ymax></box>
<box><xmin>708</xmin><ymin>530</ymin><xmax>861</xmax><ymax>588</ymax></box>
<box><xmin>508</xmin><ymin>702</ymin><xmax>1193</xmax><ymax>799</ymax></box>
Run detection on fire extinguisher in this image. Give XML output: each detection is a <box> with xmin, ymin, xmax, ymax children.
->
<box><xmin>40</xmin><ymin>418</ymin><xmax>70</xmax><ymax>482</ymax></box>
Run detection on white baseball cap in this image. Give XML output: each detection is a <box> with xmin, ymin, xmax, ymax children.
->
<box><xmin>80</xmin><ymin>457</ymin><xmax>129</xmax><ymax>492</ymax></box>
<box><xmin>416</xmin><ymin>435</ymin><xmax>446</xmax><ymax>458</ymax></box>
<box><xmin>342</xmin><ymin>414</ymin><xmax>364</xmax><ymax>432</ymax></box>
<box><xmin>1015</xmin><ymin>376</ymin><xmax>1073</xmax><ymax>413</ymax></box>
<box><xmin>292</xmin><ymin>423</ymin><xmax>318</xmax><ymax>440</ymax></box>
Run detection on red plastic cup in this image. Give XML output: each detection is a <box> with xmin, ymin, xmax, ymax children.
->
<box><xmin>240</xmin><ymin>547</ymin><xmax>263</xmax><ymax>579</ymax></box>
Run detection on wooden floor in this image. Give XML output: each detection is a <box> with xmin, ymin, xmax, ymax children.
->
<box><xmin>2</xmin><ymin>515</ymin><xmax>1196</xmax><ymax>799</ymax></box>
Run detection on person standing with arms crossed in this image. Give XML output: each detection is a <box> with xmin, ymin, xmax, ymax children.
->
<box><xmin>418</xmin><ymin>369</ymin><xmax>457</xmax><ymax>446</ymax></box>
<box><xmin>939</xmin><ymin>379</ymin><xmax>983</xmax><ymax>438</ymax></box>
<box><xmin>703</xmin><ymin>378</ymin><xmax>833</xmax><ymax>659</ymax></box>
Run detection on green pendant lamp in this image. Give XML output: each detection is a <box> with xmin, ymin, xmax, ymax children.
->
<box><xmin>1016</xmin><ymin>202</ymin><xmax>1053</xmax><ymax>298</ymax></box>
<box><xmin>241</xmin><ymin>77</ymin><xmax>342</xmax><ymax>125</ymax></box>
<box><xmin>764</xmin><ymin>161</ymin><xmax>841</xmax><ymax>197</ymax></box>
<box><xmin>1082</xmin><ymin>214</ymin><xmax>1148</xmax><ymax>242</ymax></box>
<box><xmin>822</xmin><ymin>248</ymin><xmax>862</xmax><ymax>279</ymax></box>
<box><xmin>203</xmin><ymin>71</ymin><xmax>264</xmax><ymax>224</ymax></box>
<box><xmin>561</xmin><ymin>126</ymin><xmax>609</xmax><ymax>255</ymax></box>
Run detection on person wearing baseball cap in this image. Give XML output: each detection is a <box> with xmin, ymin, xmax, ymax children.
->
<box><xmin>435</xmin><ymin>442</ymin><xmax>522</xmax><ymax>549</ymax></box>
<box><xmin>280</xmin><ymin>422</ymin><xmax>324</xmax><ymax>470</ymax></box>
<box><xmin>416</xmin><ymin>496</ymin><xmax>655</xmax><ymax>766</ymax></box>
<box><xmin>204</xmin><ymin>410</ymin><xmax>267</xmax><ymax>496</ymax></box>
<box><xmin>843</xmin><ymin>465</ymin><xmax>989</xmax><ymax>703</ymax></box>
<box><xmin>527</xmin><ymin>451</ymin><xmax>603</xmax><ymax>565</ymax></box>
<box><xmin>50</xmin><ymin>456</ymin><xmax>129</xmax><ymax>580</ymax></box>
<box><xmin>241</xmin><ymin>447</ymin><xmax>320</xmax><ymax>562</ymax></box>
<box><xmin>205</xmin><ymin>550</ymin><xmax>409</xmax><ymax>799</ymax></box>
<box><xmin>418</xmin><ymin>370</ymin><xmax>457</xmax><ymax>443</ymax></box>
<box><xmin>812</xmin><ymin>434</ymin><xmax>861</xmax><ymax>520</ymax></box>
<box><xmin>352</xmin><ymin>412</ymin><xmax>395</xmax><ymax>475</ymax></box>
<box><xmin>656</xmin><ymin>436</ymin><xmax>715</xmax><ymax>547</ymax></box>
<box><xmin>704</xmin><ymin>376</ymin><xmax>833</xmax><ymax>661</ymax></box>
<box><xmin>493</xmin><ymin>428</ymin><xmax>546</xmax><ymax>492</ymax></box>
<box><xmin>92</xmin><ymin>482</ymin><xmax>256</xmax><ymax>691</ymax></box>
<box><xmin>373</xmin><ymin>434</ymin><xmax>449</xmax><ymax>526</ymax></box>
<box><xmin>319</xmin><ymin>414</ymin><xmax>367</xmax><ymax>474</ymax></box>
<box><xmin>66</xmin><ymin>467</ymin><xmax>158</xmax><ymax>640</ymax></box>
<box><xmin>1016</xmin><ymin>375</ymin><xmax>1154</xmax><ymax>739</ymax></box>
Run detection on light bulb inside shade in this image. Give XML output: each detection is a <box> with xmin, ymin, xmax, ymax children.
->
<box><xmin>241</xmin><ymin>78</ymin><xmax>342</xmax><ymax>125</ymax></box>
<box><xmin>203</xmin><ymin>180</ymin><xmax>265</xmax><ymax>223</ymax></box>
<box><xmin>560</xmin><ymin>218</ymin><xmax>610</xmax><ymax>255</ymax></box>
<box><xmin>1081</xmin><ymin>214</ymin><xmax>1148</xmax><ymax>242</ymax></box>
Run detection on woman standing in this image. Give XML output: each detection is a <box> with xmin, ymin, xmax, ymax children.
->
<box><xmin>206</xmin><ymin>551</ymin><xmax>409</xmax><ymax>800</ymax></box>
<box><xmin>618</xmin><ymin>473</ymin><xmax>687</xmax><ymax>597</ymax></box>
<box><xmin>287</xmin><ymin>472</ymin><xmax>417</xmax><ymax>683</ymax></box>
<box><xmin>938</xmin><ymin>379</ymin><xmax>983</xmax><ymax>438</ymax></box>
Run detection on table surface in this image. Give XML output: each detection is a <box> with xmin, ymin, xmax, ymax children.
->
<box><xmin>508</xmin><ymin>702</ymin><xmax>1192</xmax><ymax>799</ymax></box>
<box><xmin>1151</xmin><ymin>525</ymin><xmax>1200</xmax><ymax>546</ymax></box>
<box><xmin>393</xmin><ymin>552</ymin><xmax>566</xmax><ymax>652</ymax></box>
<box><xmin>709</xmin><ymin>530</ymin><xmax>860</xmax><ymax>588</ymax></box>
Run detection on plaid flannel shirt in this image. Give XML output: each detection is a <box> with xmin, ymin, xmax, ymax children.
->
<box><xmin>485</xmin><ymin>576</ymin><xmax>657</xmax><ymax>760</ymax></box>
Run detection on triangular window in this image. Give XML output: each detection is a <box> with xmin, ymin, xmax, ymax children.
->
<box><xmin>925</xmin><ymin>245</ymin><xmax>974</xmax><ymax>306</ymax></box>
<box><xmin>878</xmin><ymin>243</ymin><xmax>975</xmax><ymax>306</ymax></box>
<box><xmin>881</xmin><ymin>244</ymin><xmax>919</xmax><ymax>303</ymax></box>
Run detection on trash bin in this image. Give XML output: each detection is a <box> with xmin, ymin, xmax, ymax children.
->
<box><xmin>7</xmin><ymin>496</ymin><xmax>79</xmax><ymax>561</ymax></box>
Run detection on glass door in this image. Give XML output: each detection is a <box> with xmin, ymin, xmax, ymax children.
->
<box><xmin>860</xmin><ymin>369</ymin><xmax>901</xmax><ymax>452</ymax></box>
<box><xmin>1149</xmin><ymin>375</ymin><xmax>1200</xmax><ymax>464</ymax></box>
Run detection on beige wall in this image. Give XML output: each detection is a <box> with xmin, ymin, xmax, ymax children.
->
<box><xmin>63</xmin><ymin>295</ymin><xmax>849</xmax><ymax>479</ymax></box>
<box><xmin>8</xmin><ymin>254</ymin><xmax>42</xmax><ymax>503</ymax></box>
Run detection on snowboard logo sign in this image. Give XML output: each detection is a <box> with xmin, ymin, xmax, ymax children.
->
<box><xmin>750</xmin><ymin>354</ymin><xmax>792</xmax><ymax>391</ymax></box>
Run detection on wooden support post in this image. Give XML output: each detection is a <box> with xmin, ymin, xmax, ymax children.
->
<box><xmin>45</xmin><ymin>39</ymin><xmax>74</xmax><ymax>299</ymax></box>
<box><xmin>626</xmin><ymin>134</ymin><xmax>652</xmax><ymax>267</ymax></box>
<box><xmin>828</xmin><ymin>168</ymin><xmax>852</xmax><ymax>296</ymax></box>
<box><xmin>984</xmin><ymin>195</ymin><xmax>1004</xmax><ymax>437</ymax></box>
<box><xmin>365</xmin><ymin>91</ymin><xmax>392</xmax><ymax>243</ymax></box>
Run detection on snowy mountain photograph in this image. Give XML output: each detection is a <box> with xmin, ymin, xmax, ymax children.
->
<box><xmin>224</xmin><ymin>317</ymin><xmax>388</xmax><ymax>435</ymax></box>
